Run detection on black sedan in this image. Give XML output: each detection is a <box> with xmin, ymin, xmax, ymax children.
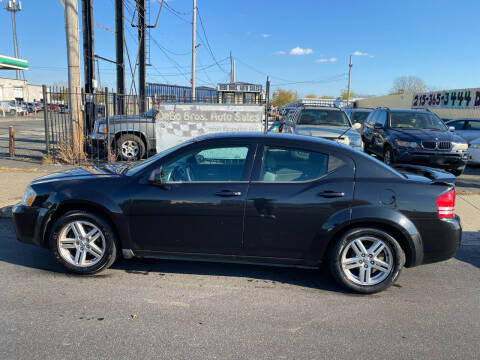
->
<box><xmin>12</xmin><ymin>133</ymin><xmax>461</xmax><ymax>293</ymax></box>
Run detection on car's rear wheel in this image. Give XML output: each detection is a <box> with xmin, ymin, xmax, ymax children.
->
<box><xmin>329</xmin><ymin>228</ymin><xmax>405</xmax><ymax>294</ymax></box>
<box><xmin>116</xmin><ymin>134</ymin><xmax>145</xmax><ymax>161</ymax></box>
<box><xmin>383</xmin><ymin>146</ymin><xmax>394</xmax><ymax>166</ymax></box>
<box><xmin>49</xmin><ymin>211</ymin><xmax>117</xmax><ymax>274</ymax></box>
<box><xmin>450</xmin><ymin>168</ymin><xmax>463</xmax><ymax>177</ymax></box>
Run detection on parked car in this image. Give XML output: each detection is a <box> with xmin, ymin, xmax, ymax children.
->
<box><xmin>467</xmin><ymin>137</ymin><xmax>480</xmax><ymax>165</ymax></box>
<box><xmin>48</xmin><ymin>104</ymin><xmax>59</xmax><ymax>111</ymax></box>
<box><xmin>446</xmin><ymin>118</ymin><xmax>480</xmax><ymax>144</ymax></box>
<box><xmin>362</xmin><ymin>108</ymin><xmax>469</xmax><ymax>176</ymax></box>
<box><xmin>0</xmin><ymin>100</ymin><xmax>25</xmax><ymax>115</ymax></box>
<box><xmin>273</xmin><ymin>100</ymin><xmax>363</xmax><ymax>151</ymax></box>
<box><xmin>91</xmin><ymin>107</ymin><xmax>157</xmax><ymax>161</ymax></box>
<box><xmin>12</xmin><ymin>133</ymin><xmax>461</xmax><ymax>294</ymax></box>
<box><xmin>343</xmin><ymin>108</ymin><xmax>373</xmax><ymax>132</ymax></box>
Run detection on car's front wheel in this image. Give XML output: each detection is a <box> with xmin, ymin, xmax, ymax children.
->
<box><xmin>49</xmin><ymin>211</ymin><xmax>117</xmax><ymax>274</ymax></box>
<box><xmin>116</xmin><ymin>134</ymin><xmax>145</xmax><ymax>161</ymax></box>
<box><xmin>383</xmin><ymin>146</ymin><xmax>395</xmax><ymax>166</ymax></box>
<box><xmin>329</xmin><ymin>228</ymin><xmax>405</xmax><ymax>293</ymax></box>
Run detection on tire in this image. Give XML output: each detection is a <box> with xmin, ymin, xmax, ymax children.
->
<box><xmin>49</xmin><ymin>211</ymin><xmax>118</xmax><ymax>275</ymax></box>
<box><xmin>329</xmin><ymin>228</ymin><xmax>405</xmax><ymax>294</ymax></box>
<box><xmin>116</xmin><ymin>134</ymin><xmax>145</xmax><ymax>161</ymax></box>
<box><xmin>383</xmin><ymin>146</ymin><xmax>395</xmax><ymax>166</ymax></box>
<box><xmin>450</xmin><ymin>169</ymin><xmax>463</xmax><ymax>177</ymax></box>
<box><xmin>9</xmin><ymin>109</ymin><xmax>16</xmax><ymax>116</ymax></box>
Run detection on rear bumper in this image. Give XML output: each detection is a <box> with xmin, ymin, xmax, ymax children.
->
<box><xmin>419</xmin><ymin>215</ymin><xmax>462</xmax><ymax>265</ymax></box>
<box><xmin>12</xmin><ymin>204</ymin><xmax>49</xmax><ymax>248</ymax></box>
<box><xmin>395</xmin><ymin>150</ymin><xmax>468</xmax><ymax>170</ymax></box>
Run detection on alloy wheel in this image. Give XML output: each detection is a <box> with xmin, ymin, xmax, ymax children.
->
<box><xmin>340</xmin><ymin>236</ymin><xmax>393</xmax><ymax>286</ymax></box>
<box><xmin>57</xmin><ymin>220</ymin><xmax>106</xmax><ymax>267</ymax></box>
<box><xmin>121</xmin><ymin>140</ymin><xmax>139</xmax><ymax>159</ymax></box>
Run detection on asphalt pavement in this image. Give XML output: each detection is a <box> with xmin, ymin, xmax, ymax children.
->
<box><xmin>0</xmin><ymin>218</ymin><xmax>479</xmax><ymax>360</ymax></box>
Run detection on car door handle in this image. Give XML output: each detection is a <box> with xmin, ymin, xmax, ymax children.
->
<box><xmin>215</xmin><ymin>190</ymin><xmax>242</xmax><ymax>197</ymax></box>
<box><xmin>317</xmin><ymin>190</ymin><xmax>345</xmax><ymax>198</ymax></box>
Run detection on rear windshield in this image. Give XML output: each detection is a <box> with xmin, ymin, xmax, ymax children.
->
<box><xmin>390</xmin><ymin>111</ymin><xmax>447</xmax><ymax>131</ymax></box>
<box><xmin>297</xmin><ymin>109</ymin><xmax>351</xmax><ymax>127</ymax></box>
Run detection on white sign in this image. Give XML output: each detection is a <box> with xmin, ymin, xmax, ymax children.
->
<box><xmin>155</xmin><ymin>104</ymin><xmax>264</xmax><ymax>152</ymax></box>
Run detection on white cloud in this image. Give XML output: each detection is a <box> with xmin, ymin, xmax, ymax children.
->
<box><xmin>274</xmin><ymin>50</ymin><xmax>286</xmax><ymax>55</ymax></box>
<box><xmin>261</xmin><ymin>34</ymin><xmax>271</xmax><ymax>38</ymax></box>
<box><xmin>289</xmin><ymin>46</ymin><xmax>314</xmax><ymax>55</ymax></box>
<box><xmin>353</xmin><ymin>50</ymin><xmax>369</xmax><ymax>56</ymax></box>
<box><xmin>316</xmin><ymin>57</ymin><xmax>338</xmax><ymax>63</ymax></box>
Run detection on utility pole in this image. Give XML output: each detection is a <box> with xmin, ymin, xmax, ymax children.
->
<box><xmin>230</xmin><ymin>51</ymin><xmax>236</xmax><ymax>83</ymax></box>
<box><xmin>191</xmin><ymin>0</ymin><xmax>196</xmax><ymax>101</ymax></box>
<box><xmin>64</xmin><ymin>0</ymin><xmax>83</xmax><ymax>159</ymax></box>
<box><xmin>346</xmin><ymin>55</ymin><xmax>353</xmax><ymax>106</ymax></box>
<box><xmin>4</xmin><ymin>0</ymin><xmax>22</xmax><ymax>80</ymax></box>
<box><xmin>115</xmin><ymin>0</ymin><xmax>125</xmax><ymax>113</ymax></box>
<box><xmin>137</xmin><ymin>0</ymin><xmax>146</xmax><ymax>112</ymax></box>
<box><xmin>81</xmin><ymin>0</ymin><xmax>95</xmax><ymax>133</ymax></box>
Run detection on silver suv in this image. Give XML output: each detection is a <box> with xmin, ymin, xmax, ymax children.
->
<box><xmin>275</xmin><ymin>100</ymin><xmax>363</xmax><ymax>151</ymax></box>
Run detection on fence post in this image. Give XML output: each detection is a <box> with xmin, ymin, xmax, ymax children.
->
<box><xmin>105</xmin><ymin>87</ymin><xmax>112</xmax><ymax>163</ymax></box>
<box><xmin>42</xmin><ymin>85</ymin><xmax>50</xmax><ymax>156</ymax></box>
<box><xmin>9</xmin><ymin>126</ymin><xmax>15</xmax><ymax>157</ymax></box>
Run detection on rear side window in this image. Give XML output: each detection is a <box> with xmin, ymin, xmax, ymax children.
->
<box><xmin>259</xmin><ymin>146</ymin><xmax>344</xmax><ymax>182</ymax></box>
<box><xmin>466</xmin><ymin>121</ymin><xmax>480</xmax><ymax>130</ymax></box>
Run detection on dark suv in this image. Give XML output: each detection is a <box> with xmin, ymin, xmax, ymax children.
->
<box><xmin>362</xmin><ymin>108</ymin><xmax>468</xmax><ymax>176</ymax></box>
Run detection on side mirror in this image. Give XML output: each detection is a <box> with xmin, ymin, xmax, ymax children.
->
<box><xmin>449</xmin><ymin>126</ymin><xmax>455</xmax><ymax>132</ymax></box>
<box><xmin>374</xmin><ymin>123</ymin><xmax>383</xmax><ymax>130</ymax></box>
<box><xmin>352</xmin><ymin>122</ymin><xmax>362</xmax><ymax>130</ymax></box>
<box><xmin>148</xmin><ymin>167</ymin><xmax>166</xmax><ymax>186</ymax></box>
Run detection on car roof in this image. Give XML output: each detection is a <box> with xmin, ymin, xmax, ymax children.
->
<box><xmin>446</xmin><ymin>118</ymin><xmax>480</xmax><ymax>122</ymax></box>
<box><xmin>351</xmin><ymin>108</ymin><xmax>372</xmax><ymax>112</ymax></box>
<box><xmin>192</xmin><ymin>131</ymin><xmax>340</xmax><ymax>146</ymax></box>
<box><xmin>302</xmin><ymin>106</ymin><xmax>342</xmax><ymax>111</ymax></box>
<box><xmin>386</xmin><ymin>108</ymin><xmax>433</xmax><ymax>114</ymax></box>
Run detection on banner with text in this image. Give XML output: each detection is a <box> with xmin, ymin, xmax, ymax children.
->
<box><xmin>155</xmin><ymin>104</ymin><xmax>264</xmax><ymax>152</ymax></box>
<box><xmin>412</xmin><ymin>88</ymin><xmax>480</xmax><ymax>109</ymax></box>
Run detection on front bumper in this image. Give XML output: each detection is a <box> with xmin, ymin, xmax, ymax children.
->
<box><xmin>395</xmin><ymin>149</ymin><xmax>468</xmax><ymax>170</ymax></box>
<box><xmin>12</xmin><ymin>203</ymin><xmax>49</xmax><ymax>248</ymax></box>
<box><xmin>468</xmin><ymin>148</ymin><xmax>480</xmax><ymax>164</ymax></box>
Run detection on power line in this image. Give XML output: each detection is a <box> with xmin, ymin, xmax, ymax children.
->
<box><xmin>196</xmin><ymin>7</ymin><xmax>228</xmax><ymax>75</ymax></box>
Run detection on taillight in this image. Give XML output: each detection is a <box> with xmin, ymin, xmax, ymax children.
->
<box><xmin>436</xmin><ymin>189</ymin><xmax>455</xmax><ymax>218</ymax></box>
<box><xmin>279</xmin><ymin>124</ymin><xmax>284</xmax><ymax>133</ymax></box>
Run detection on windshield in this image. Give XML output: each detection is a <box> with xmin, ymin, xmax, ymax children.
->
<box><xmin>390</xmin><ymin>111</ymin><xmax>447</xmax><ymax>130</ymax></box>
<box><xmin>352</xmin><ymin>111</ymin><xmax>371</xmax><ymax>125</ymax></box>
<box><xmin>297</xmin><ymin>109</ymin><xmax>351</xmax><ymax>127</ymax></box>
<box><xmin>126</xmin><ymin>139</ymin><xmax>195</xmax><ymax>175</ymax></box>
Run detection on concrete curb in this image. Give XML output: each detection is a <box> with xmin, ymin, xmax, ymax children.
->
<box><xmin>0</xmin><ymin>205</ymin><xmax>13</xmax><ymax>219</ymax></box>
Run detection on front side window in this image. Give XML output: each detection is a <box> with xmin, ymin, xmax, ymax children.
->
<box><xmin>297</xmin><ymin>109</ymin><xmax>351</xmax><ymax>127</ymax></box>
<box><xmin>259</xmin><ymin>146</ymin><xmax>343</xmax><ymax>182</ymax></box>
<box><xmin>161</xmin><ymin>146</ymin><xmax>250</xmax><ymax>182</ymax></box>
<box><xmin>389</xmin><ymin>111</ymin><xmax>447</xmax><ymax>130</ymax></box>
<box><xmin>450</xmin><ymin>120</ymin><xmax>465</xmax><ymax>130</ymax></box>
<box><xmin>352</xmin><ymin>111</ymin><xmax>372</xmax><ymax>125</ymax></box>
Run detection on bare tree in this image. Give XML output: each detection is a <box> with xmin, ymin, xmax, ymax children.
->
<box><xmin>391</xmin><ymin>76</ymin><xmax>427</xmax><ymax>94</ymax></box>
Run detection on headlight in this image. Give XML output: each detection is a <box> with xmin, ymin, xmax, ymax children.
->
<box><xmin>97</xmin><ymin>123</ymin><xmax>108</xmax><ymax>133</ymax></box>
<box><xmin>470</xmin><ymin>143</ymin><xmax>480</xmax><ymax>149</ymax></box>
<box><xmin>395</xmin><ymin>139</ymin><xmax>418</xmax><ymax>148</ymax></box>
<box><xmin>22</xmin><ymin>186</ymin><xmax>36</xmax><ymax>207</ymax></box>
<box><xmin>452</xmin><ymin>142</ymin><xmax>468</xmax><ymax>151</ymax></box>
<box><xmin>335</xmin><ymin>137</ymin><xmax>350</xmax><ymax>146</ymax></box>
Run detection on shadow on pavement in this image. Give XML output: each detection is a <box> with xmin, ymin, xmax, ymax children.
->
<box><xmin>0</xmin><ymin>218</ymin><xmax>349</xmax><ymax>294</ymax></box>
<box><xmin>456</xmin><ymin>231</ymin><xmax>480</xmax><ymax>269</ymax></box>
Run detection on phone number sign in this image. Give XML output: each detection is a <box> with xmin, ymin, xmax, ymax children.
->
<box><xmin>412</xmin><ymin>88</ymin><xmax>480</xmax><ymax>109</ymax></box>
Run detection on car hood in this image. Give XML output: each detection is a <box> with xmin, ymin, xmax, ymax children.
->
<box><xmin>295</xmin><ymin>125</ymin><xmax>360</xmax><ymax>138</ymax></box>
<box><xmin>96</xmin><ymin>114</ymin><xmax>149</xmax><ymax>124</ymax></box>
<box><xmin>389</xmin><ymin>128</ymin><xmax>464</xmax><ymax>142</ymax></box>
<box><xmin>31</xmin><ymin>166</ymin><xmax>122</xmax><ymax>185</ymax></box>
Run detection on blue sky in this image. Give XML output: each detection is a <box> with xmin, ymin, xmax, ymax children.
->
<box><xmin>0</xmin><ymin>0</ymin><xmax>479</xmax><ymax>97</ymax></box>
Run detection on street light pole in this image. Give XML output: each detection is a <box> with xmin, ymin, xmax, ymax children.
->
<box><xmin>191</xmin><ymin>0</ymin><xmax>196</xmax><ymax>101</ymax></box>
<box><xmin>4</xmin><ymin>0</ymin><xmax>22</xmax><ymax>80</ymax></box>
